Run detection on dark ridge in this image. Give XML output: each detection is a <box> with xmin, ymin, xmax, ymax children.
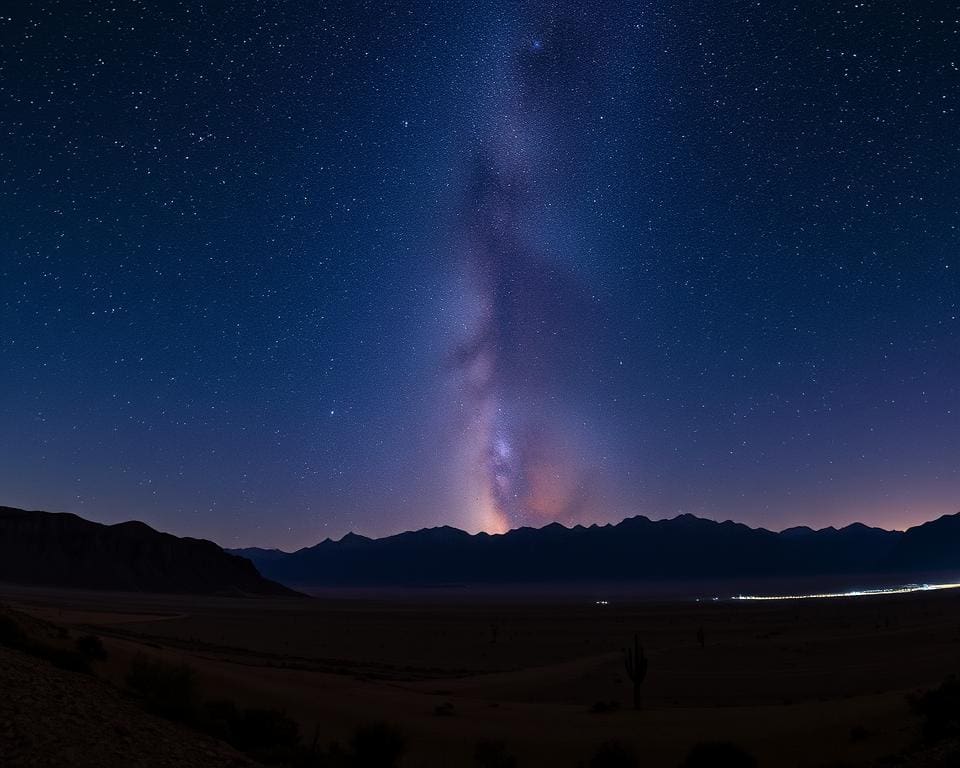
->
<box><xmin>0</xmin><ymin>506</ymin><xmax>300</xmax><ymax>596</ymax></box>
<box><xmin>239</xmin><ymin>512</ymin><xmax>960</xmax><ymax>588</ymax></box>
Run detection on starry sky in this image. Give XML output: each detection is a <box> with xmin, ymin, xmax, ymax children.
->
<box><xmin>1</xmin><ymin>1</ymin><xmax>958</xmax><ymax>549</ymax></box>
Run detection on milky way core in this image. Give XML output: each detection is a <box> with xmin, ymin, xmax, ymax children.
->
<box><xmin>448</xmin><ymin>17</ymin><xmax>603</xmax><ymax>533</ymax></box>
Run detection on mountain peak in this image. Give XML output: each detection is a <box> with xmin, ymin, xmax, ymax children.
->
<box><xmin>240</xmin><ymin>511</ymin><xmax>937</xmax><ymax>587</ymax></box>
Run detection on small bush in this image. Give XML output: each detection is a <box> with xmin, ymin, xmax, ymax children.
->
<box><xmin>586</xmin><ymin>741</ymin><xmax>638</xmax><ymax>768</ymax></box>
<box><xmin>589</xmin><ymin>700</ymin><xmax>621</xmax><ymax>714</ymax></box>
<box><xmin>915</xmin><ymin>675</ymin><xmax>960</xmax><ymax>742</ymax></box>
<box><xmin>40</xmin><ymin>645</ymin><xmax>91</xmax><ymax>673</ymax></box>
<box><xmin>681</xmin><ymin>741</ymin><xmax>758</xmax><ymax>768</ymax></box>
<box><xmin>234</xmin><ymin>707</ymin><xmax>302</xmax><ymax>762</ymax></box>
<box><xmin>75</xmin><ymin>634</ymin><xmax>108</xmax><ymax>661</ymax></box>
<box><xmin>125</xmin><ymin>654</ymin><xmax>198</xmax><ymax>721</ymax></box>
<box><xmin>475</xmin><ymin>739</ymin><xmax>517</xmax><ymax>768</ymax></box>
<box><xmin>849</xmin><ymin>724</ymin><xmax>869</xmax><ymax>742</ymax></box>
<box><xmin>351</xmin><ymin>722</ymin><xmax>405</xmax><ymax>768</ymax></box>
<box><xmin>0</xmin><ymin>614</ymin><xmax>31</xmax><ymax>650</ymax></box>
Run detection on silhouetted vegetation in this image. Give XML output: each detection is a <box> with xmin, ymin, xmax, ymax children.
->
<box><xmin>849</xmin><ymin>724</ymin><xmax>869</xmax><ymax>742</ymax></box>
<box><xmin>623</xmin><ymin>633</ymin><xmax>648</xmax><ymax>709</ymax></box>
<box><xmin>475</xmin><ymin>739</ymin><xmax>517</xmax><ymax>768</ymax></box>
<box><xmin>0</xmin><ymin>611</ymin><xmax>91</xmax><ymax>674</ymax></box>
<box><xmin>915</xmin><ymin>675</ymin><xmax>960</xmax><ymax>742</ymax></box>
<box><xmin>351</xmin><ymin>722</ymin><xmax>405</xmax><ymax>768</ymax></box>
<box><xmin>204</xmin><ymin>699</ymin><xmax>302</xmax><ymax>764</ymax></box>
<box><xmin>0</xmin><ymin>613</ymin><xmax>30</xmax><ymax>650</ymax></box>
<box><xmin>583</xmin><ymin>741</ymin><xmax>639</xmax><ymax>768</ymax></box>
<box><xmin>680</xmin><ymin>741</ymin><xmax>758</xmax><ymax>768</ymax></box>
<box><xmin>122</xmin><ymin>654</ymin><xmax>407</xmax><ymax>767</ymax></box>
<box><xmin>588</xmin><ymin>700</ymin><xmax>621</xmax><ymax>714</ymax></box>
<box><xmin>125</xmin><ymin>654</ymin><xmax>198</xmax><ymax>721</ymax></box>
<box><xmin>75</xmin><ymin>633</ymin><xmax>108</xmax><ymax>661</ymax></box>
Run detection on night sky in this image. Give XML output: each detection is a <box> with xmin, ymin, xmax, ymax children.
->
<box><xmin>1</xmin><ymin>1</ymin><xmax>958</xmax><ymax>549</ymax></box>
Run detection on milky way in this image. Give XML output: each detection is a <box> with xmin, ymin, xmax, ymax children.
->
<box><xmin>449</xmin><ymin>10</ymin><xmax>609</xmax><ymax>532</ymax></box>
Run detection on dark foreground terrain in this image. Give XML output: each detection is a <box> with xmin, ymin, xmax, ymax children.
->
<box><xmin>3</xmin><ymin>583</ymin><xmax>960</xmax><ymax>767</ymax></box>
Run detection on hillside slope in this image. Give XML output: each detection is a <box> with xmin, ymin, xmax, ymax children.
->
<box><xmin>0</xmin><ymin>506</ymin><xmax>298</xmax><ymax>596</ymax></box>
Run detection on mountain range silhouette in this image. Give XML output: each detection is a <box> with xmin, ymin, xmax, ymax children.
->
<box><xmin>231</xmin><ymin>512</ymin><xmax>960</xmax><ymax>588</ymax></box>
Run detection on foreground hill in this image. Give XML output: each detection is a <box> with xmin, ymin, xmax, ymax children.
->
<box><xmin>234</xmin><ymin>513</ymin><xmax>960</xmax><ymax>587</ymax></box>
<box><xmin>0</xmin><ymin>606</ymin><xmax>255</xmax><ymax>768</ymax></box>
<box><xmin>0</xmin><ymin>506</ymin><xmax>297</xmax><ymax>596</ymax></box>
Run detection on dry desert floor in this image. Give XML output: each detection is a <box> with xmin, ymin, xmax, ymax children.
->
<box><xmin>2</xmin><ymin>580</ymin><xmax>960</xmax><ymax>766</ymax></box>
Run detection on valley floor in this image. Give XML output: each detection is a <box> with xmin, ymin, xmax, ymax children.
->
<box><xmin>2</xmin><ymin>582</ymin><xmax>959</xmax><ymax>766</ymax></box>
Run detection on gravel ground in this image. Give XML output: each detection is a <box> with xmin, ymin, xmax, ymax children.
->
<box><xmin>0</xmin><ymin>645</ymin><xmax>257</xmax><ymax>768</ymax></box>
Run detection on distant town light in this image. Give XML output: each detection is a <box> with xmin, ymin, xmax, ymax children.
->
<box><xmin>732</xmin><ymin>582</ymin><xmax>960</xmax><ymax>601</ymax></box>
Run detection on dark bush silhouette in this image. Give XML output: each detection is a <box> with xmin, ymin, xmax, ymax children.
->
<box><xmin>0</xmin><ymin>612</ymin><xmax>90</xmax><ymax>673</ymax></box>
<box><xmin>233</xmin><ymin>707</ymin><xmax>301</xmax><ymax>762</ymax></box>
<box><xmin>681</xmin><ymin>741</ymin><xmax>758</xmax><ymax>768</ymax></box>
<box><xmin>125</xmin><ymin>654</ymin><xmax>198</xmax><ymax>721</ymax></box>
<box><xmin>351</xmin><ymin>722</ymin><xmax>405</xmax><ymax>768</ymax></box>
<box><xmin>75</xmin><ymin>633</ymin><xmax>108</xmax><ymax>661</ymax></box>
<box><xmin>849</xmin><ymin>724</ymin><xmax>869</xmax><ymax>742</ymax></box>
<box><xmin>41</xmin><ymin>645</ymin><xmax>92</xmax><ymax>673</ymax></box>
<box><xmin>475</xmin><ymin>739</ymin><xmax>517</xmax><ymax>768</ymax></box>
<box><xmin>194</xmin><ymin>698</ymin><xmax>321</xmax><ymax>766</ymax></box>
<box><xmin>915</xmin><ymin>675</ymin><xmax>960</xmax><ymax>741</ymax></box>
<box><xmin>0</xmin><ymin>614</ymin><xmax>29</xmax><ymax>648</ymax></box>
<box><xmin>585</xmin><ymin>741</ymin><xmax>639</xmax><ymax>768</ymax></box>
<box><xmin>204</xmin><ymin>698</ymin><xmax>240</xmax><ymax>739</ymax></box>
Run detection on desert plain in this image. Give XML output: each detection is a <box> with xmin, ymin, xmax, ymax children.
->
<box><xmin>4</xmin><ymin>577</ymin><xmax>960</xmax><ymax>767</ymax></box>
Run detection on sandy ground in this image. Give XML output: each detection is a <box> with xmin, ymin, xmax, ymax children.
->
<box><xmin>2</xmin><ymin>582</ymin><xmax>957</xmax><ymax>767</ymax></box>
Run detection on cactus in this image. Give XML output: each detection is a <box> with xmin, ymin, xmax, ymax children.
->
<box><xmin>696</xmin><ymin>626</ymin><xmax>705</xmax><ymax>648</ymax></box>
<box><xmin>623</xmin><ymin>633</ymin><xmax>648</xmax><ymax>710</ymax></box>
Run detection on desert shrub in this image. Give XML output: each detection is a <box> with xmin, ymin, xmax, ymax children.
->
<box><xmin>234</xmin><ymin>707</ymin><xmax>302</xmax><ymax>762</ymax></box>
<box><xmin>0</xmin><ymin>613</ymin><xmax>90</xmax><ymax>673</ymax></box>
<box><xmin>475</xmin><ymin>739</ymin><xmax>517</xmax><ymax>768</ymax></box>
<box><xmin>586</xmin><ymin>741</ymin><xmax>638</xmax><ymax>768</ymax></box>
<box><xmin>203</xmin><ymin>699</ymin><xmax>241</xmax><ymax>741</ymax></box>
<box><xmin>915</xmin><ymin>675</ymin><xmax>960</xmax><ymax>742</ymax></box>
<box><xmin>0</xmin><ymin>614</ymin><xmax>31</xmax><ymax>650</ymax></box>
<box><xmin>125</xmin><ymin>654</ymin><xmax>198</xmax><ymax>721</ymax></box>
<box><xmin>75</xmin><ymin>633</ymin><xmax>108</xmax><ymax>661</ymax></box>
<box><xmin>681</xmin><ymin>741</ymin><xmax>758</xmax><ymax>768</ymax></box>
<box><xmin>351</xmin><ymin>722</ymin><xmax>405</xmax><ymax>768</ymax></box>
<box><xmin>849</xmin><ymin>724</ymin><xmax>869</xmax><ymax>742</ymax></box>
<box><xmin>39</xmin><ymin>645</ymin><xmax>91</xmax><ymax>673</ymax></box>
